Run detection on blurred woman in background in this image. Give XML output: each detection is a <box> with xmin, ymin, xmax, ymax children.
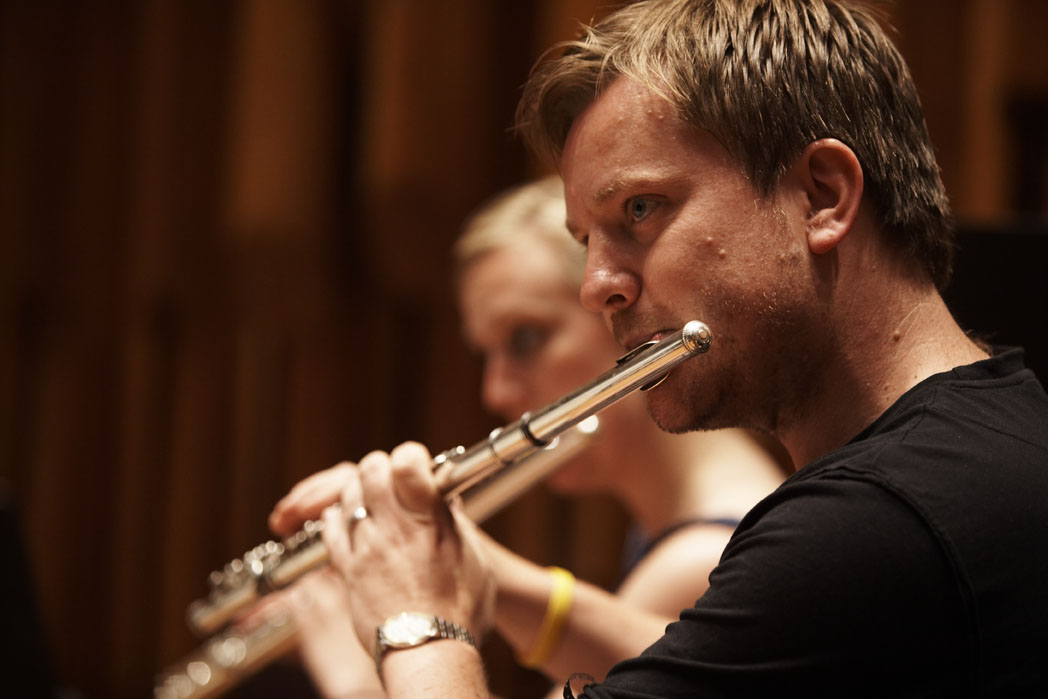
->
<box><xmin>267</xmin><ymin>176</ymin><xmax>789</xmax><ymax>697</ymax></box>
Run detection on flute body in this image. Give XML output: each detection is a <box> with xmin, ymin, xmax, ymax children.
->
<box><xmin>155</xmin><ymin>320</ymin><xmax>712</xmax><ymax>698</ymax></box>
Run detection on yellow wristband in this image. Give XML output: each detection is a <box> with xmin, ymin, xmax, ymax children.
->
<box><xmin>518</xmin><ymin>566</ymin><xmax>575</xmax><ymax>668</ymax></box>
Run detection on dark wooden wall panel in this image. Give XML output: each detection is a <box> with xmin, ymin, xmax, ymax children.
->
<box><xmin>1</xmin><ymin>2</ymin><xmax>1045</xmax><ymax>697</ymax></box>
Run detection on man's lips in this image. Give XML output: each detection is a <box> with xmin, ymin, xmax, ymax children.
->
<box><xmin>620</xmin><ymin>328</ymin><xmax>675</xmax><ymax>352</ymax></box>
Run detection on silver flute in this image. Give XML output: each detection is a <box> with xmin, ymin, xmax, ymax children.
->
<box><xmin>155</xmin><ymin>320</ymin><xmax>712</xmax><ymax>698</ymax></box>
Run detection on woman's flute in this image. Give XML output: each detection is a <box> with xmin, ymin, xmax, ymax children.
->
<box><xmin>158</xmin><ymin>320</ymin><xmax>711</xmax><ymax>697</ymax></box>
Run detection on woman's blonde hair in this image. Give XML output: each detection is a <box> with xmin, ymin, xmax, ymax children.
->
<box><xmin>455</xmin><ymin>175</ymin><xmax>586</xmax><ymax>288</ymax></box>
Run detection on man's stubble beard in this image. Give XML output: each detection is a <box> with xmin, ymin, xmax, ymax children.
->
<box><xmin>643</xmin><ymin>361</ymin><xmax>744</xmax><ymax>435</ymax></box>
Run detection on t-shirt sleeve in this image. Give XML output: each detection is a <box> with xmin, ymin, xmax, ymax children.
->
<box><xmin>575</xmin><ymin>476</ymin><xmax>968</xmax><ymax>698</ymax></box>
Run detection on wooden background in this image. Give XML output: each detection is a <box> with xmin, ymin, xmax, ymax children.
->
<box><xmin>1</xmin><ymin>1</ymin><xmax>1046</xmax><ymax>697</ymax></box>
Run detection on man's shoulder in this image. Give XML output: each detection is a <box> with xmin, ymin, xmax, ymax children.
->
<box><xmin>889</xmin><ymin>347</ymin><xmax>1048</xmax><ymax>446</ymax></box>
<box><xmin>799</xmin><ymin>348</ymin><xmax>1048</xmax><ymax>487</ymax></box>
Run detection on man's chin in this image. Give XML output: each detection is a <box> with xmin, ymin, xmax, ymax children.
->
<box><xmin>646</xmin><ymin>395</ymin><xmax>694</xmax><ymax>434</ymax></box>
<box><xmin>651</xmin><ymin>414</ymin><xmax>702</xmax><ymax>435</ymax></box>
<box><xmin>646</xmin><ymin>386</ymin><xmax>719</xmax><ymax>434</ymax></box>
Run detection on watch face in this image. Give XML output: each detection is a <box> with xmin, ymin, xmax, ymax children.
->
<box><xmin>383</xmin><ymin>613</ymin><xmax>438</xmax><ymax>648</ymax></box>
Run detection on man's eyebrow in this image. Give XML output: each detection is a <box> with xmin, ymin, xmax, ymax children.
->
<box><xmin>565</xmin><ymin>172</ymin><xmax>668</xmax><ymax>236</ymax></box>
<box><xmin>594</xmin><ymin>177</ymin><xmax>627</xmax><ymax>204</ymax></box>
<box><xmin>596</xmin><ymin>172</ymin><xmax>668</xmax><ymax>203</ymax></box>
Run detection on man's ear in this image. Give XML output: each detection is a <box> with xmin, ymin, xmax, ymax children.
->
<box><xmin>791</xmin><ymin>139</ymin><xmax>864</xmax><ymax>255</ymax></box>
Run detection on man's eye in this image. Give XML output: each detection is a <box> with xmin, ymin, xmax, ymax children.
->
<box><xmin>629</xmin><ymin>198</ymin><xmax>652</xmax><ymax>222</ymax></box>
<box><xmin>508</xmin><ymin>326</ymin><xmax>546</xmax><ymax>359</ymax></box>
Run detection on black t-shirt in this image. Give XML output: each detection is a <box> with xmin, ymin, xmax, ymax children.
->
<box><xmin>577</xmin><ymin>349</ymin><xmax>1048</xmax><ymax>698</ymax></box>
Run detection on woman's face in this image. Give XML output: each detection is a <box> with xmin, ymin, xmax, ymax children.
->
<box><xmin>458</xmin><ymin>237</ymin><xmax>643</xmax><ymax>494</ymax></box>
<box><xmin>459</xmin><ymin>238</ymin><xmax>620</xmax><ymax>419</ymax></box>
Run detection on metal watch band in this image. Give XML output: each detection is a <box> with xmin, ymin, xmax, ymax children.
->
<box><xmin>373</xmin><ymin>614</ymin><xmax>478</xmax><ymax>678</ymax></box>
<box><xmin>434</xmin><ymin>617</ymin><xmax>477</xmax><ymax>648</ymax></box>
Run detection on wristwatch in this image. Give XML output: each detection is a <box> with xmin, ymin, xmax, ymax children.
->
<box><xmin>373</xmin><ymin>612</ymin><xmax>477</xmax><ymax>673</ymax></box>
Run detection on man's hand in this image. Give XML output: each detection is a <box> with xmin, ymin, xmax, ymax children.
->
<box><xmin>269</xmin><ymin>460</ymin><xmax>357</xmax><ymax>535</ymax></box>
<box><xmin>266</xmin><ymin>443</ymin><xmax>490</xmax><ymax>652</ymax></box>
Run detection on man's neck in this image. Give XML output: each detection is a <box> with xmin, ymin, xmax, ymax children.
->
<box><xmin>615</xmin><ymin>426</ymin><xmax>786</xmax><ymax>537</ymax></box>
<box><xmin>779</xmin><ymin>286</ymin><xmax>989</xmax><ymax>469</ymax></box>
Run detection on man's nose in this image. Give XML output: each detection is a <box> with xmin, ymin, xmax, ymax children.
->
<box><xmin>579</xmin><ymin>236</ymin><xmax>640</xmax><ymax>314</ymax></box>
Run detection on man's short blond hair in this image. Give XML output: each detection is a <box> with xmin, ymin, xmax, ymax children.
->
<box><xmin>516</xmin><ymin>0</ymin><xmax>954</xmax><ymax>289</ymax></box>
